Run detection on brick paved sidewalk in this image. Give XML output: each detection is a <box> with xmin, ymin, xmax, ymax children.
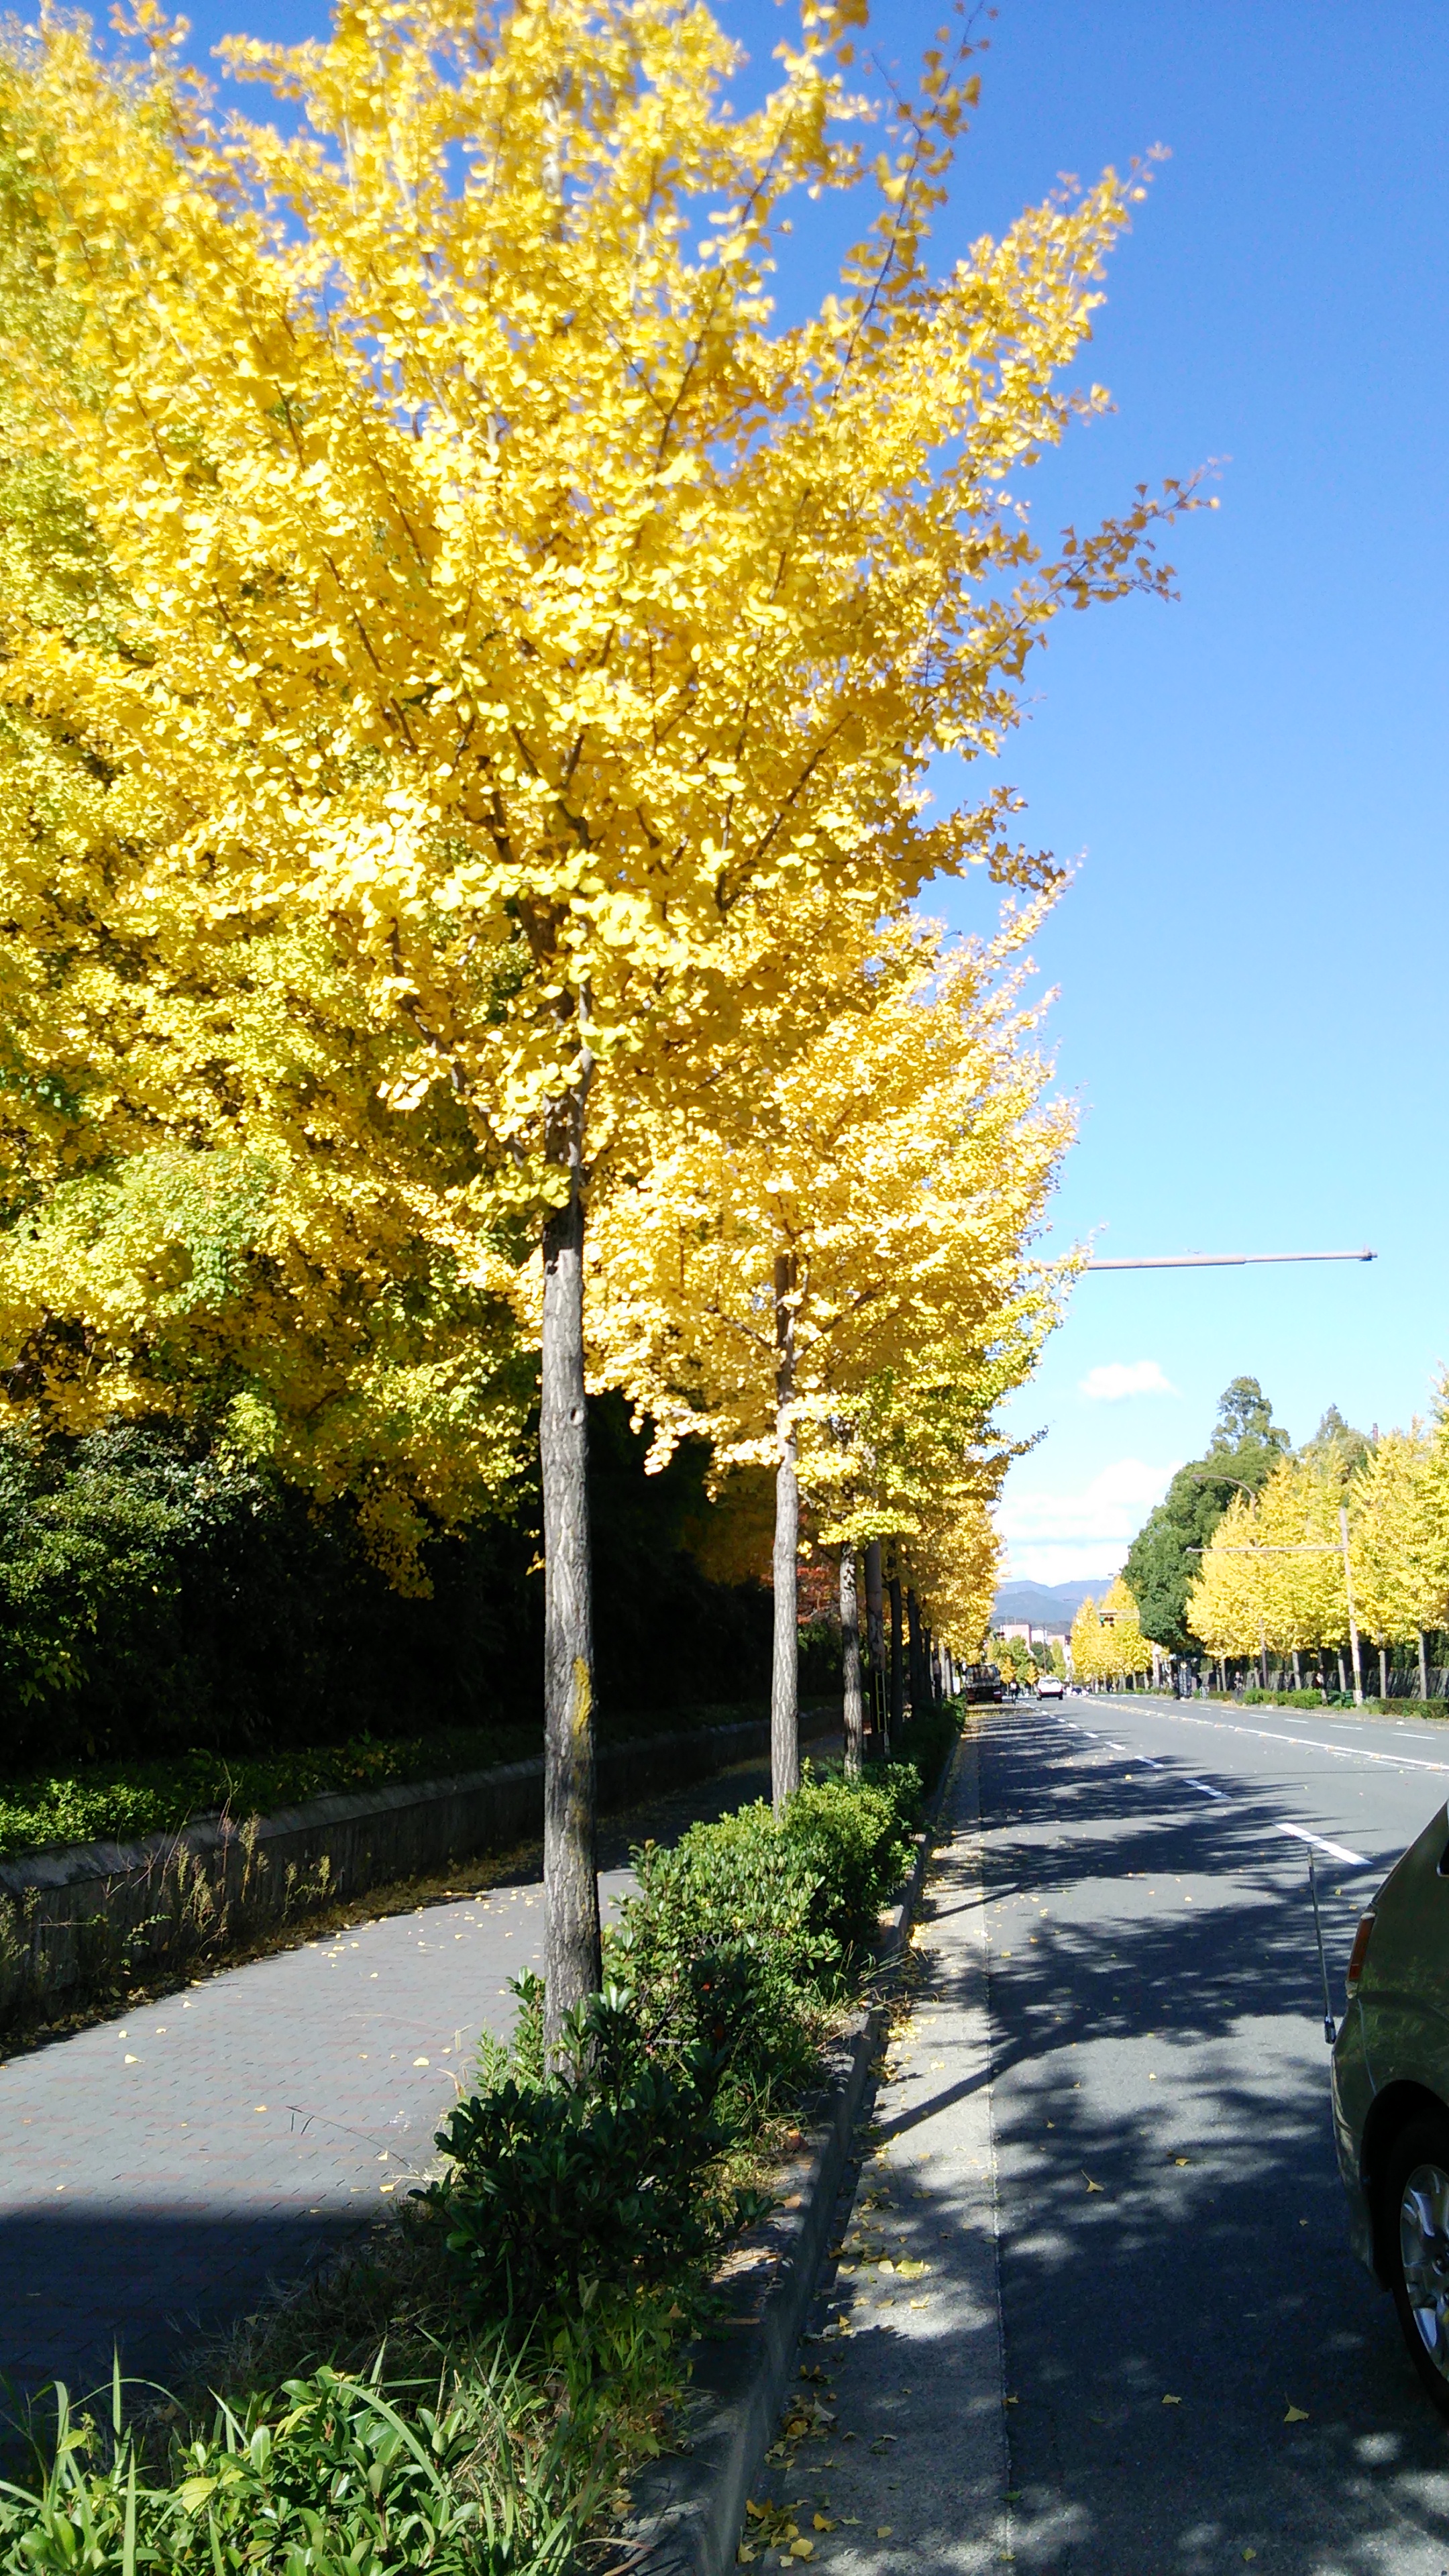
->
<box><xmin>0</xmin><ymin>1748</ymin><xmax>788</xmax><ymax>2407</ymax></box>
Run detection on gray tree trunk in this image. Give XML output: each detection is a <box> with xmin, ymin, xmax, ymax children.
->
<box><xmin>1420</xmin><ymin>1628</ymin><xmax>1430</xmax><ymax>1702</ymax></box>
<box><xmin>1379</xmin><ymin>1643</ymin><xmax>1388</xmax><ymax>1701</ymax></box>
<box><xmin>906</xmin><ymin>1585</ymin><xmax>924</xmax><ymax>1711</ymax></box>
<box><xmin>864</xmin><ymin>1542</ymin><xmax>885</xmax><ymax>1744</ymax></box>
<box><xmin>1292</xmin><ymin>1648</ymin><xmax>1301</xmax><ymax>1689</ymax></box>
<box><xmin>888</xmin><ymin>1570</ymin><xmax>905</xmax><ymax>1745</ymax></box>
<box><xmin>841</xmin><ymin>1544</ymin><xmax>863</xmax><ymax>1778</ymax></box>
<box><xmin>771</xmin><ymin>1252</ymin><xmax>800</xmax><ymax>1814</ymax></box>
<box><xmin>539</xmin><ymin>1107</ymin><xmax>601</xmax><ymax>2053</ymax></box>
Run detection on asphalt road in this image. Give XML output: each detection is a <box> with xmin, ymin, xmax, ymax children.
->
<box><xmin>983</xmin><ymin>1690</ymin><xmax>1449</xmax><ymax>2575</ymax></box>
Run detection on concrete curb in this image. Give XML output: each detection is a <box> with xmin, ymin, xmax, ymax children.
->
<box><xmin>621</xmin><ymin>1730</ymin><xmax>967</xmax><ymax>2576</ymax></box>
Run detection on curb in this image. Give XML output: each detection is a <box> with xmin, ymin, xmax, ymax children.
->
<box><xmin>622</xmin><ymin>1729</ymin><xmax>967</xmax><ymax>2576</ymax></box>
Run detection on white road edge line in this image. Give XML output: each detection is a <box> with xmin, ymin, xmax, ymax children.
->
<box><xmin>1274</xmin><ymin>1822</ymin><xmax>1368</xmax><ymax>1866</ymax></box>
<box><xmin>1130</xmin><ymin>1704</ymin><xmax>1449</xmax><ymax>1781</ymax></box>
<box><xmin>1185</xmin><ymin>1779</ymin><xmax>1228</xmax><ymax>1800</ymax></box>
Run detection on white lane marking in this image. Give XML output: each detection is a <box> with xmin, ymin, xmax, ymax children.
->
<box><xmin>1275</xmin><ymin>1822</ymin><xmax>1368</xmax><ymax>1866</ymax></box>
<box><xmin>1065</xmin><ymin>1705</ymin><xmax>1379</xmax><ymax>1860</ymax></box>
<box><xmin>1123</xmin><ymin>1705</ymin><xmax>1449</xmax><ymax>1782</ymax></box>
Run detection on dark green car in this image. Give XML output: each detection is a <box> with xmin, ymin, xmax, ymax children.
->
<box><xmin>1333</xmin><ymin>1801</ymin><xmax>1449</xmax><ymax>2415</ymax></box>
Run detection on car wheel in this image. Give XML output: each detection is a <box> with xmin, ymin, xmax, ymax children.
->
<box><xmin>1383</xmin><ymin>2112</ymin><xmax>1449</xmax><ymax>2418</ymax></box>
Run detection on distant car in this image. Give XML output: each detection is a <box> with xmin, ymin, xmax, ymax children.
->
<box><xmin>1333</xmin><ymin>1800</ymin><xmax>1449</xmax><ymax>2416</ymax></box>
<box><xmin>1036</xmin><ymin>1672</ymin><xmax>1065</xmax><ymax>1699</ymax></box>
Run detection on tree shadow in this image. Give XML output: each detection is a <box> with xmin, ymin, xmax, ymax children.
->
<box><xmin>960</xmin><ymin>1708</ymin><xmax>1449</xmax><ymax>2572</ymax></box>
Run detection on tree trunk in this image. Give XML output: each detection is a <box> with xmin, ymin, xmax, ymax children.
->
<box><xmin>1379</xmin><ymin>1642</ymin><xmax>1388</xmax><ymax>1702</ymax></box>
<box><xmin>888</xmin><ymin>1569</ymin><xmax>904</xmax><ymax>1747</ymax></box>
<box><xmin>540</xmin><ymin>1121</ymin><xmax>601</xmax><ymax>2054</ymax></box>
<box><xmin>841</xmin><ymin>1544</ymin><xmax>863</xmax><ymax>1778</ymax></box>
<box><xmin>1419</xmin><ymin>1628</ymin><xmax>1430</xmax><ymax>1703</ymax></box>
<box><xmin>864</xmin><ymin>1542</ymin><xmax>885</xmax><ymax>1744</ymax></box>
<box><xmin>1292</xmin><ymin>1648</ymin><xmax>1301</xmax><ymax>1689</ymax></box>
<box><xmin>771</xmin><ymin>1252</ymin><xmax>800</xmax><ymax>1814</ymax></box>
<box><xmin>906</xmin><ymin>1586</ymin><xmax>924</xmax><ymax>1711</ymax></box>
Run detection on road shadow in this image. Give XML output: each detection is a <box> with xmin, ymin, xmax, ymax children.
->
<box><xmin>964</xmin><ymin>1707</ymin><xmax>1449</xmax><ymax>2575</ymax></box>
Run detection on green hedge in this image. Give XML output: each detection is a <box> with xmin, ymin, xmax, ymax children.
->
<box><xmin>0</xmin><ymin>1728</ymin><xmax>959</xmax><ymax>2575</ymax></box>
<box><xmin>0</xmin><ymin>1403</ymin><xmax>774</xmax><ymax>1772</ymax></box>
<box><xmin>1226</xmin><ymin>1688</ymin><xmax>1449</xmax><ymax>1719</ymax></box>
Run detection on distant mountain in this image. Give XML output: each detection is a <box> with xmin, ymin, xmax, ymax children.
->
<box><xmin>991</xmin><ymin>1577</ymin><xmax>1113</xmax><ymax>1631</ymax></box>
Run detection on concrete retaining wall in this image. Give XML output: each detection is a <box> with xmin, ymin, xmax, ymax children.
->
<box><xmin>0</xmin><ymin>1707</ymin><xmax>833</xmax><ymax>2031</ymax></box>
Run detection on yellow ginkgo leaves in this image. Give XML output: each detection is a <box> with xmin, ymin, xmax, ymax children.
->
<box><xmin>0</xmin><ymin>0</ymin><xmax>1192</xmax><ymax>2010</ymax></box>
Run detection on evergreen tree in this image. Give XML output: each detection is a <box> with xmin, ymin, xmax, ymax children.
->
<box><xmin>1124</xmin><ymin>1377</ymin><xmax>1289</xmax><ymax>1651</ymax></box>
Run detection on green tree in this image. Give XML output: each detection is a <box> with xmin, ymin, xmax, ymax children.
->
<box><xmin>1124</xmin><ymin>1377</ymin><xmax>1290</xmax><ymax>1652</ymax></box>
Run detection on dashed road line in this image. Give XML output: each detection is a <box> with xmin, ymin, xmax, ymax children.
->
<box><xmin>1275</xmin><ymin>1821</ymin><xmax>1368</xmax><ymax>1866</ymax></box>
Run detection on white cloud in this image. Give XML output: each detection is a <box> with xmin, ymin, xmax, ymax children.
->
<box><xmin>996</xmin><ymin>1457</ymin><xmax>1181</xmax><ymax>1585</ymax></box>
<box><xmin>1077</xmin><ymin>1358</ymin><xmax>1179</xmax><ymax>1403</ymax></box>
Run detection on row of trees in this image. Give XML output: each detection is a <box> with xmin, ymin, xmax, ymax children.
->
<box><xmin>1070</xmin><ymin>1573</ymin><xmax>1152</xmax><ymax>1686</ymax></box>
<box><xmin>0</xmin><ymin>0</ymin><xmax>1190</xmax><ymax>2031</ymax></box>
<box><xmin>1120</xmin><ymin>1376</ymin><xmax>1449</xmax><ymax>1697</ymax></box>
<box><xmin>1187</xmin><ymin>1419</ymin><xmax>1449</xmax><ymax>1695</ymax></box>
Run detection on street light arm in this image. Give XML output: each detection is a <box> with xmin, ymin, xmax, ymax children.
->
<box><xmin>1084</xmin><ymin>1250</ymin><xmax>1375</xmax><ymax>1271</ymax></box>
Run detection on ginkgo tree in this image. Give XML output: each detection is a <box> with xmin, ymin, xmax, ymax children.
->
<box><xmin>1352</xmin><ymin>1426</ymin><xmax>1449</xmax><ymax>1699</ymax></box>
<box><xmin>0</xmin><ymin>0</ymin><xmax>1195</xmax><ymax>2031</ymax></box>
<box><xmin>584</xmin><ymin>898</ymin><xmax>1073</xmax><ymax>1803</ymax></box>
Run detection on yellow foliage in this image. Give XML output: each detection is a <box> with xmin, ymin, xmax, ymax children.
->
<box><xmin>585</xmin><ymin>900</ymin><xmax>1071</xmax><ymax>1505</ymax></box>
<box><xmin>1069</xmin><ymin>1574</ymin><xmax>1148</xmax><ymax>1682</ymax></box>
<box><xmin>0</xmin><ymin>0</ymin><xmax>1188</xmax><ymax>1210</ymax></box>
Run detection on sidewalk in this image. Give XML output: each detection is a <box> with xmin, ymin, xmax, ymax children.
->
<box><xmin>743</xmin><ymin>1733</ymin><xmax>1008</xmax><ymax>2573</ymax></box>
<box><xmin>0</xmin><ymin>1746</ymin><xmax>796</xmax><ymax>2406</ymax></box>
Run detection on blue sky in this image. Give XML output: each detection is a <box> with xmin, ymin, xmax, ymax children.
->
<box><xmin>169</xmin><ymin>0</ymin><xmax>1449</xmax><ymax>1582</ymax></box>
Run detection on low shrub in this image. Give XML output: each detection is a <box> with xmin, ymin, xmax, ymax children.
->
<box><xmin>1233</xmin><ymin>1687</ymin><xmax>1449</xmax><ymax>1718</ymax></box>
<box><xmin>892</xmin><ymin>1696</ymin><xmax>966</xmax><ymax>1792</ymax></box>
<box><xmin>433</xmin><ymin>1988</ymin><xmax>731</xmax><ymax>2320</ymax></box>
<box><xmin>432</xmin><ymin>1752</ymin><xmax>938</xmax><ymax>2330</ymax></box>
<box><xmin>1240</xmin><ymin>1688</ymin><xmax>1330</xmax><ymax>1711</ymax></box>
<box><xmin>778</xmin><ymin>1768</ymin><xmax>919</xmax><ymax>1956</ymax></box>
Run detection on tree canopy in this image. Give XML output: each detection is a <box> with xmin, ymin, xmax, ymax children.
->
<box><xmin>1124</xmin><ymin>1375</ymin><xmax>1289</xmax><ymax>1651</ymax></box>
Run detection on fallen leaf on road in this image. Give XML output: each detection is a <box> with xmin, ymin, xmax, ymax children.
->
<box><xmin>1084</xmin><ymin>2178</ymin><xmax>1104</xmax><ymax>2194</ymax></box>
<box><xmin>1173</xmin><ymin>2157</ymin><xmax>1190</xmax><ymax>2167</ymax></box>
<box><xmin>812</xmin><ymin>2516</ymin><xmax>837</xmax><ymax>2532</ymax></box>
<box><xmin>1284</xmin><ymin>2404</ymin><xmax>1309</xmax><ymax>2424</ymax></box>
<box><xmin>1161</xmin><ymin>2395</ymin><xmax>1181</xmax><ymax>2407</ymax></box>
<box><xmin>909</xmin><ymin>2298</ymin><xmax>929</xmax><ymax>2310</ymax></box>
<box><xmin>876</xmin><ymin>2528</ymin><xmax>892</xmax><ymax>2540</ymax></box>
